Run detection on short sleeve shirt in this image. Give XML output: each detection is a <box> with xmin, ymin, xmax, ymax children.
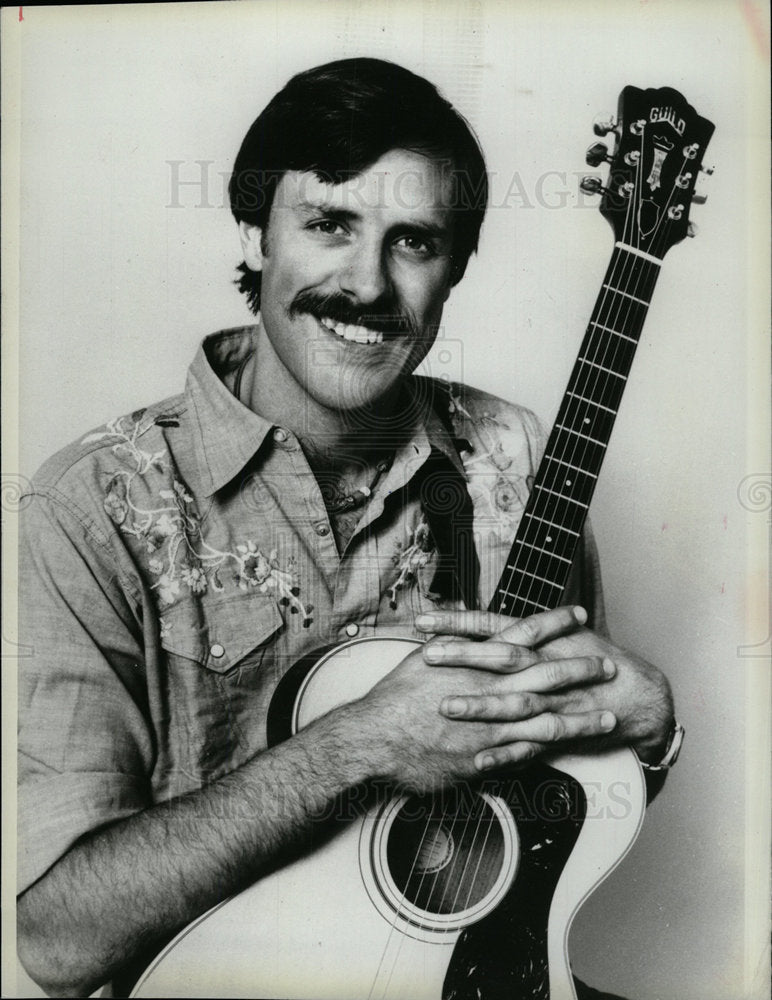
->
<box><xmin>17</xmin><ymin>326</ymin><xmax>606</xmax><ymax>895</ymax></box>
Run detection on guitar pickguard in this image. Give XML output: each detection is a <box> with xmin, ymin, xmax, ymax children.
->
<box><xmin>443</xmin><ymin>765</ymin><xmax>586</xmax><ymax>1000</ymax></box>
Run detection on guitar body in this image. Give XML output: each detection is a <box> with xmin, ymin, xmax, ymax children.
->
<box><xmin>132</xmin><ymin>637</ymin><xmax>645</xmax><ymax>1000</ymax></box>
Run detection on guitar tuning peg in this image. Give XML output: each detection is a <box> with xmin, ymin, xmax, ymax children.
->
<box><xmin>592</xmin><ymin>114</ymin><xmax>617</xmax><ymax>137</ymax></box>
<box><xmin>579</xmin><ymin>175</ymin><xmax>606</xmax><ymax>196</ymax></box>
<box><xmin>585</xmin><ymin>142</ymin><xmax>611</xmax><ymax>167</ymax></box>
<box><xmin>700</xmin><ymin>164</ymin><xmax>715</xmax><ymax>175</ymax></box>
<box><xmin>687</xmin><ymin>222</ymin><xmax>699</xmax><ymax>238</ymax></box>
<box><xmin>692</xmin><ymin>190</ymin><xmax>708</xmax><ymax>205</ymax></box>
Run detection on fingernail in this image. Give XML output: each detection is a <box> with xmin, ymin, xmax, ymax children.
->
<box><xmin>443</xmin><ymin>697</ymin><xmax>466</xmax><ymax>717</ymax></box>
<box><xmin>573</xmin><ymin>606</ymin><xmax>588</xmax><ymax>625</ymax></box>
<box><xmin>601</xmin><ymin>711</ymin><xmax>616</xmax><ymax>731</ymax></box>
<box><xmin>415</xmin><ymin>614</ymin><xmax>437</xmax><ymax>629</ymax></box>
<box><xmin>423</xmin><ymin>643</ymin><xmax>445</xmax><ymax>663</ymax></box>
<box><xmin>603</xmin><ymin>657</ymin><xmax>616</xmax><ymax>678</ymax></box>
<box><xmin>477</xmin><ymin>754</ymin><xmax>496</xmax><ymax>771</ymax></box>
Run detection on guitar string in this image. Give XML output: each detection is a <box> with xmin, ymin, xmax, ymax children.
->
<box><xmin>519</xmin><ymin>164</ymin><xmax>645</xmax><ymax>611</ymax></box>
<box><xmin>428</xmin><ymin>148</ymin><xmax>657</xmax><ymax>964</ymax></box>
<box><xmin>494</xmin><ymin>203</ymin><xmax>639</xmax><ymax>616</ymax></box>
<box><xmin>372</xmin><ymin>793</ymin><xmax>502</xmax><ymax>997</ymax></box>
<box><xmin>377</xmin><ymin>178</ymin><xmax>684</xmax><ymax>999</ymax></box>
<box><xmin>497</xmin><ymin>130</ymin><xmax>677</xmax><ymax>617</ymax></box>
<box><xmin>429</xmin><ymin>789</ymin><xmax>484</xmax><ymax>916</ymax></box>
<box><xmin>367</xmin><ymin>807</ymin><xmax>437</xmax><ymax>1000</ymax></box>
<box><xmin>370</xmin><ymin>133</ymin><xmax>687</xmax><ymax>999</ymax></box>
<box><xmin>377</xmin><ymin>794</ymin><xmax>489</xmax><ymax>998</ymax></box>
<box><xmin>394</xmin><ymin>155</ymin><xmax>651</xmax><ymax>976</ymax></box>
<box><xmin>515</xmin><ymin>135</ymin><xmax>685</xmax><ymax>617</ymax></box>
<box><xmin>452</xmin><ymin>790</ymin><xmax>501</xmax><ymax>917</ymax></box>
<box><xmin>434</xmin><ymin>136</ymin><xmax>688</xmax><ymax>980</ymax></box>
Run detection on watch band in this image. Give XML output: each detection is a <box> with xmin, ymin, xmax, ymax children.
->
<box><xmin>640</xmin><ymin>719</ymin><xmax>685</xmax><ymax>771</ymax></box>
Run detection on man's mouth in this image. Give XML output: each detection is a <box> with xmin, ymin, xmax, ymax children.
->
<box><xmin>316</xmin><ymin>316</ymin><xmax>385</xmax><ymax>345</ymax></box>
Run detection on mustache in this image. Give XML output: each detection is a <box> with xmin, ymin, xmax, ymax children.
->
<box><xmin>289</xmin><ymin>290</ymin><xmax>418</xmax><ymax>337</ymax></box>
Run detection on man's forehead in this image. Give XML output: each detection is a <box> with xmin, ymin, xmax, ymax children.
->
<box><xmin>276</xmin><ymin>149</ymin><xmax>455</xmax><ymax>223</ymax></box>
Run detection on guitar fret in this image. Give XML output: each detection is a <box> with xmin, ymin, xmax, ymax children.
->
<box><xmin>534</xmin><ymin>485</ymin><xmax>589</xmax><ymax>509</ymax></box>
<box><xmin>589</xmin><ymin>321</ymin><xmax>637</xmax><ymax>345</ymax></box>
<box><xmin>577</xmin><ymin>357</ymin><xmax>628</xmax><ymax>380</ymax></box>
<box><xmin>514</xmin><ymin>539</ymin><xmax>573</xmax><ymax>563</ymax></box>
<box><xmin>497</xmin><ymin>593</ymin><xmax>552</xmax><ymax>612</ymax></box>
<box><xmin>548</xmin><ymin>456</ymin><xmax>598</xmax><ymax>478</ymax></box>
<box><xmin>602</xmin><ymin>284</ymin><xmax>650</xmax><ymax>307</ymax></box>
<box><xmin>523</xmin><ymin>513</ymin><xmax>580</xmax><ymax>536</ymax></box>
<box><xmin>566</xmin><ymin>391</ymin><xmax>617</xmax><ymax>415</ymax></box>
<box><xmin>554</xmin><ymin>423</ymin><xmax>608</xmax><ymax>448</ymax></box>
<box><xmin>500</xmin><ymin>570</ymin><xmax>563</xmax><ymax>591</ymax></box>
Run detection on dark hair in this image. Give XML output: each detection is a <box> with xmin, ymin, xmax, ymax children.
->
<box><xmin>229</xmin><ymin>57</ymin><xmax>488</xmax><ymax>312</ymax></box>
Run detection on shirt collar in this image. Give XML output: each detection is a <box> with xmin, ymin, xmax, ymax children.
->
<box><xmin>408</xmin><ymin>376</ymin><xmax>468</xmax><ymax>478</ymax></box>
<box><xmin>184</xmin><ymin>327</ymin><xmax>274</xmax><ymax>497</ymax></box>
<box><xmin>182</xmin><ymin>328</ymin><xmax>468</xmax><ymax>497</ymax></box>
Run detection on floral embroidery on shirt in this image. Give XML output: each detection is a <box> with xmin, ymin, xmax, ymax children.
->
<box><xmin>388</xmin><ymin>516</ymin><xmax>435</xmax><ymax>610</ymax></box>
<box><xmin>445</xmin><ymin>383</ymin><xmax>532</xmax><ymax>529</ymax></box>
<box><xmin>236</xmin><ymin>542</ymin><xmax>313</xmax><ymax>625</ymax></box>
<box><xmin>85</xmin><ymin>414</ymin><xmax>313</xmax><ymax>625</ymax></box>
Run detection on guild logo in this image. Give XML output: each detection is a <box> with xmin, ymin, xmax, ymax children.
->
<box><xmin>649</xmin><ymin>107</ymin><xmax>686</xmax><ymax>136</ymax></box>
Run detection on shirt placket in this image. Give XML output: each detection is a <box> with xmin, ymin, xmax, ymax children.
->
<box><xmin>264</xmin><ymin>425</ymin><xmax>340</xmax><ymax>609</ymax></box>
<box><xmin>329</xmin><ymin>433</ymin><xmax>433</xmax><ymax>641</ymax></box>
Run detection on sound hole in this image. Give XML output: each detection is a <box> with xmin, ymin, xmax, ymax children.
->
<box><xmin>385</xmin><ymin>793</ymin><xmax>505</xmax><ymax>915</ymax></box>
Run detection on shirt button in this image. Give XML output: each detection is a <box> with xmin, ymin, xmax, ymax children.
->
<box><xmin>210</xmin><ymin>643</ymin><xmax>225</xmax><ymax>659</ymax></box>
<box><xmin>315</xmin><ymin>523</ymin><xmax>330</xmax><ymax>537</ymax></box>
<box><xmin>273</xmin><ymin>427</ymin><xmax>289</xmax><ymax>443</ymax></box>
<box><xmin>345</xmin><ymin>623</ymin><xmax>360</xmax><ymax>638</ymax></box>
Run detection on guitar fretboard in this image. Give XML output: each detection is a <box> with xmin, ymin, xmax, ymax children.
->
<box><xmin>491</xmin><ymin>245</ymin><xmax>661</xmax><ymax>619</ymax></box>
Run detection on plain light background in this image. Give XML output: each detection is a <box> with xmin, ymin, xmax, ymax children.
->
<box><xmin>3</xmin><ymin>1</ymin><xmax>770</xmax><ymax>998</ymax></box>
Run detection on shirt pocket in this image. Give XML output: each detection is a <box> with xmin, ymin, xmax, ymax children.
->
<box><xmin>153</xmin><ymin>593</ymin><xmax>285</xmax><ymax>796</ymax></box>
<box><xmin>160</xmin><ymin>591</ymin><xmax>284</xmax><ymax>675</ymax></box>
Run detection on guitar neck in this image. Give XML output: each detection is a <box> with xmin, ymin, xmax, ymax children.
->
<box><xmin>491</xmin><ymin>244</ymin><xmax>661</xmax><ymax>619</ymax></box>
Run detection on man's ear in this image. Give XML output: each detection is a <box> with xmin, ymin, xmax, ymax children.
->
<box><xmin>238</xmin><ymin>222</ymin><xmax>264</xmax><ymax>272</ymax></box>
<box><xmin>449</xmin><ymin>256</ymin><xmax>469</xmax><ymax>290</ymax></box>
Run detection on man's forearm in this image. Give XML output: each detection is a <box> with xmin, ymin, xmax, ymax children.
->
<box><xmin>17</xmin><ymin>702</ymin><xmax>378</xmax><ymax>998</ymax></box>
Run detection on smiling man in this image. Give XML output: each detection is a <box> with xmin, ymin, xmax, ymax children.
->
<box><xmin>17</xmin><ymin>59</ymin><xmax>678</xmax><ymax>999</ymax></box>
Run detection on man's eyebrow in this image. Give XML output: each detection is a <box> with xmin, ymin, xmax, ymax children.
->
<box><xmin>295</xmin><ymin>200</ymin><xmax>361</xmax><ymax>224</ymax></box>
<box><xmin>394</xmin><ymin>219</ymin><xmax>453</xmax><ymax>243</ymax></box>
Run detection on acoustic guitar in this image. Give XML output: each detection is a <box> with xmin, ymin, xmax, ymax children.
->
<box><xmin>132</xmin><ymin>85</ymin><xmax>714</xmax><ymax>1000</ymax></box>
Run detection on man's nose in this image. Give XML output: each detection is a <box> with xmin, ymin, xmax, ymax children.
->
<box><xmin>338</xmin><ymin>241</ymin><xmax>389</xmax><ymax>304</ymax></box>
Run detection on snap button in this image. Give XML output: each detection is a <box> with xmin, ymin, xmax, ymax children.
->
<box><xmin>345</xmin><ymin>623</ymin><xmax>360</xmax><ymax>638</ymax></box>
<box><xmin>273</xmin><ymin>427</ymin><xmax>289</xmax><ymax>443</ymax></box>
<box><xmin>315</xmin><ymin>523</ymin><xmax>331</xmax><ymax>537</ymax></box>
<box><xmin>210</xmin><ymin>643</ymin><xmax>225</xmax><ymax>659</ymax></box>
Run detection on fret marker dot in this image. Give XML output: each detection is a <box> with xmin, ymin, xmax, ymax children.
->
<box><xmin>584</xmin><ymin>418</ymin><xmax>591</xmax><ymax>424</ymax></box>
<box><xmin>546</xmin><ymin>535</ymin><xmax>553</xmax><ymax>543</ymax></box>
<box><xmin>566</xmin><ymin>479</ymin><xmax>572</xmax><ymax>486</ymax></box>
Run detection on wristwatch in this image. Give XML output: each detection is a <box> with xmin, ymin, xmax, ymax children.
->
<box><xmin>639</xmin><ymin>719</ymin><xmax>685</xmax><ymax>771</ymax></box>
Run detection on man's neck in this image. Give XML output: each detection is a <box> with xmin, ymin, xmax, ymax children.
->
<box><xmin>243</xmin><ymin>323</ymin><xmax>415</xmax><ymax>469</ymax></box>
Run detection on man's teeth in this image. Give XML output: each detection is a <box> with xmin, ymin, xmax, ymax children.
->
<box><xmin>320</xmin><ymin>317</ymin><xmax>383</xmax><ymax>344</ymax></box>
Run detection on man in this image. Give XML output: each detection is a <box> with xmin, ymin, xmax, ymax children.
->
<box><xmin>17</xmin><ymin>59</ymin><xmax>678</xmax><ymax>998</ymax></box>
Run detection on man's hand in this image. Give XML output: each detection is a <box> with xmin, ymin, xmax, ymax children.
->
<box><xmin>353</xmin><ymin>606</ymin><xmax>631</xmax><ymax>791</ymax></box>
<box><xmin>412</xmin><ymin>606</ymin><xmax>675</xmax><ymax>771</ymax></box>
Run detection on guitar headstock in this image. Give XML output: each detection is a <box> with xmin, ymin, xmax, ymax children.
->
<box><xmin>583</xmin><ymin>86</ymin><xmax>715</xmax><ymax>258</ymax></box>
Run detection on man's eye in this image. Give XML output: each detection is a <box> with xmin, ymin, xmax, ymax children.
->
<box><xmin>395</xmin><ymin>235</ymin><xmax>434</xmax><ymax>257</ymax></box>
<box><xmin>309</xmin><ymin>220</ymin><xmax>347</xmax><ymax>236</ymax></box>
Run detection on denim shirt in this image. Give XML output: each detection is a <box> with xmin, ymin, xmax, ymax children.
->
<box><xmin>17</xmin><ymin>326</ymin><xmax>605</xmax><ymax>895</ymax></box>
